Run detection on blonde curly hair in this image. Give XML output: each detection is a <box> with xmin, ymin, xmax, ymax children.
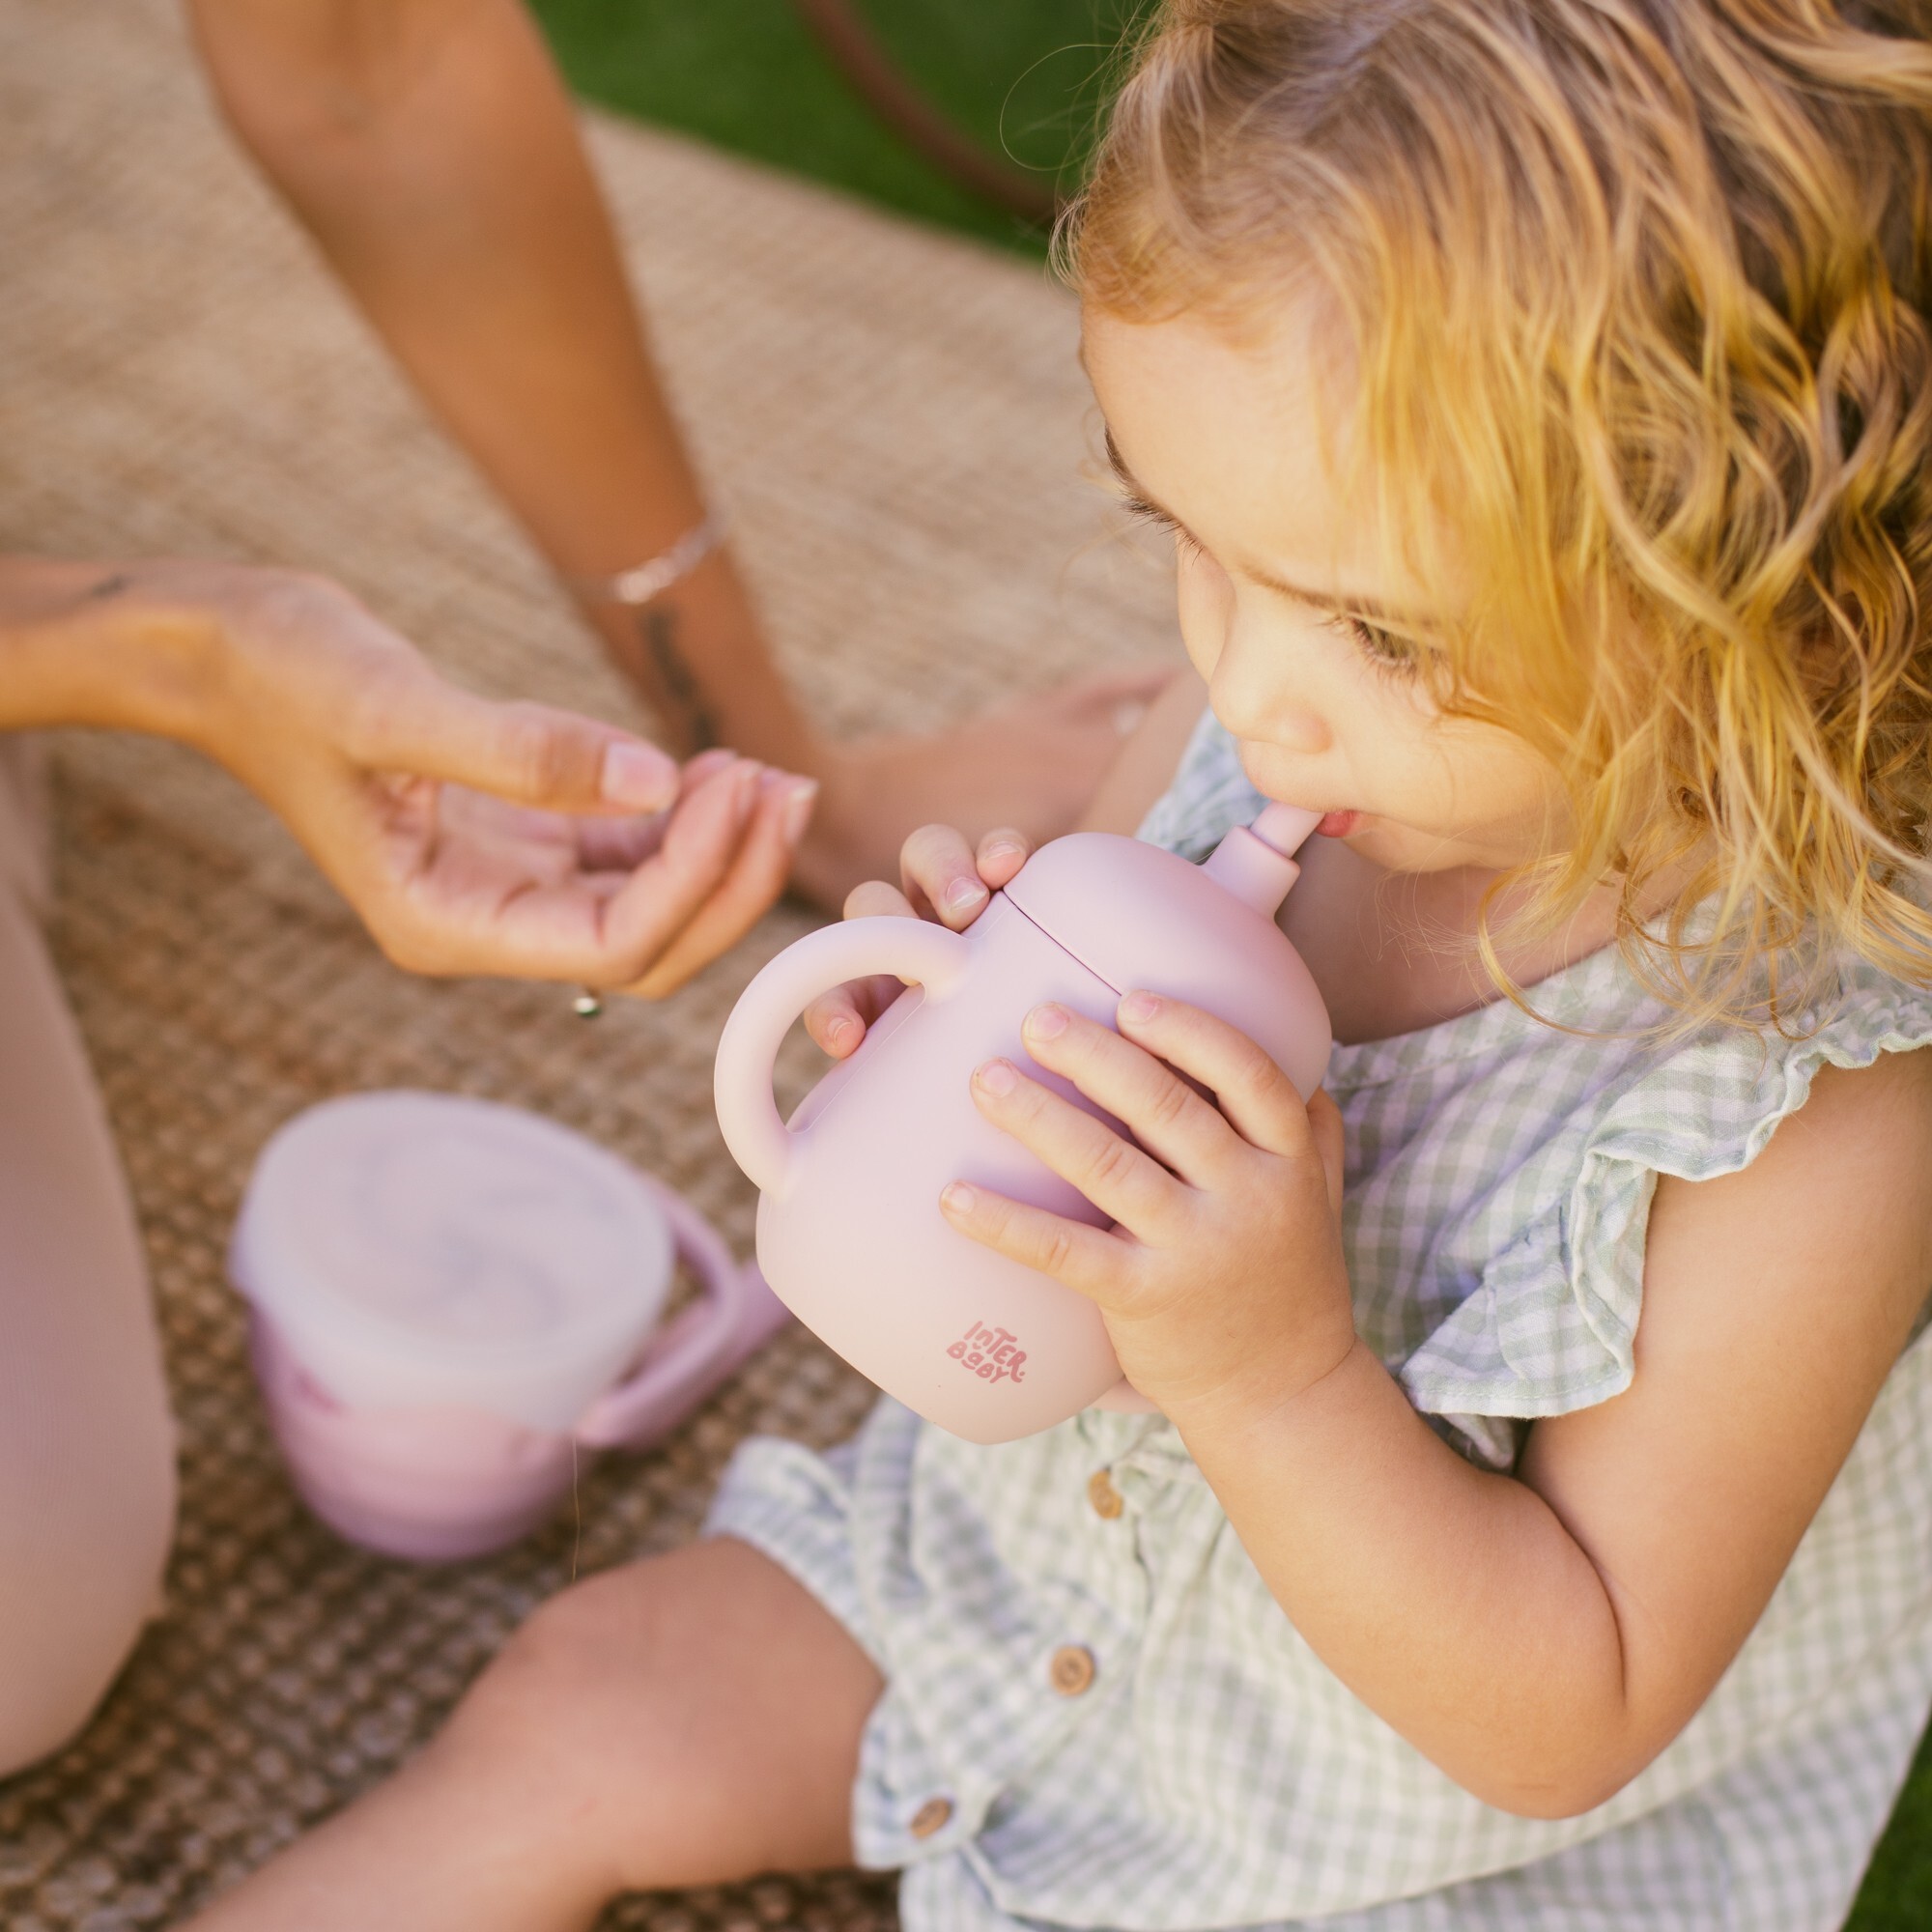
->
<box><xmin>1065</xmin><ymin>0</ymin><xmax>1932</xmax><ymax>1030</ymax></box>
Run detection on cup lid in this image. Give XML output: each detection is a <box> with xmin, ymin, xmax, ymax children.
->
<box><xmin>231</xmin><ymin>1092</ymin><xmax>674</xmax><ymax>1421</ymax></box>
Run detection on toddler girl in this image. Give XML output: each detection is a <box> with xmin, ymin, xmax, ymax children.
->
<box><xmin>188</xmin><ymin>4</ymin><xmax>1932</xmax><ymax>1929</ymax></box>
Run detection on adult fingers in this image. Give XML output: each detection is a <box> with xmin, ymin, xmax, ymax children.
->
<box><xmin>579</xmin><ymin>758</ymin><xmax>768</xmax><ymax>982</ymax></box>
<box><xmin>1114</xmin><ymin>991</ymin><xmax>1310</xmax><ymax>1158</ymax></box>
<box><xmin>577</xmin><ymin>750</ymin><xmax>749</xmax><ymax>869</ymax></box>
<box><xmin>938</xmin><ymin>1180</ymin><xmax>1128</xmax><ymax>1301</ymax></box>
<box><xmin>1016</xmin><ymin>1001</ymin><xmax>1238</xmax><ymax>1184</ymax></box>
<box><xmin>969</xmin><ymin>1056</ymin><xmax>1186</xmax><ymax>1243</ymax></box>
<box><xmin>354</xmin><ymin>672</ymin><xmax>680</xmax><ymax>815</ymax></box>
<box><xmin>621</xmin><ymin>768</ymin><xmax>818</xmax><ymax>999</ymax></box>
<box><xmin>900</xmin><ymin>823</ymin><xmax>995</xmax><ymax>928</ymax></box>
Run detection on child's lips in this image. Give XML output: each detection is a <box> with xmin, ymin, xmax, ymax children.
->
<box><xmin>1315</xmin><ymin>810</ymin><xmax>1362</xmax><ymax>838</ymax></box>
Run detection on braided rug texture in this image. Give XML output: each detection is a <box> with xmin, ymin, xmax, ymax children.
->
<box><xmin>0</xmin><ymin>1</ymin><xmax>1180</xmax><ymax>1924</ymax></box>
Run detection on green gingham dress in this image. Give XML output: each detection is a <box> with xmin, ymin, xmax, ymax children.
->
<box><xmin>707</xmin><ymin>712</ymin><xmax>1932</xmax><ymax>1932</ymax></box>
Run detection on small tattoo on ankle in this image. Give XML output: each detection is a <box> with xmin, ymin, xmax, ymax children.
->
<box><xmin>638</xmin><ymin>605</ymin><xmax>720</xmax><ymax>752</ymax></box>
<box><xmin>86</xmin><ymin>572</ymin><xmax>132</xmax><ymax>601</ymax></box>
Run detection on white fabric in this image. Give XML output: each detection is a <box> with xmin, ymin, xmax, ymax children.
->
<box><xmin>709</xmin><ymin>712</ymin><xmax>1932</xmax><ymax>1931</ymax></box>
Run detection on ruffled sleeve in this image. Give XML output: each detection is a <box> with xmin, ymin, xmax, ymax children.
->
<box><xmin>1394</xmin><ymin>960</ymin><xmax>1932</xmax><ymax>1470</ymax></box>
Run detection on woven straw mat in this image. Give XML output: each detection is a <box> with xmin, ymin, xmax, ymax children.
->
<box><xmin>0</xmin><ymin>0</ymin><xmax>1183</xmax><ymax>1924</ymax></box>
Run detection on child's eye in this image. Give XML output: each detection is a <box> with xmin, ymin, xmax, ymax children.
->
<box><xmin>1121</xmin><ymin>492</ymin><xmax>1202</xmax><ymax>556</ymax></box>
<box><xmin>1337</xmin><ymin>612</ymin><xmax>1422</xmax><ymax>678</ymax></box>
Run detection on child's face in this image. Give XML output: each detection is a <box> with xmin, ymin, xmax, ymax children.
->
<box><xmin>1085</xmin><ymin>306</ymin><xmax>1563</xmax><ymax>876</ymax></box>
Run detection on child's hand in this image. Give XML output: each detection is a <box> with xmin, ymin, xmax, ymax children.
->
<box><xmin>942</xmin><ymin>993</ymin><xmax>1356</xmax><ymax>1429</ymax></box>
<box><xmin>802</xmin><ymin>822</ymin><xmax>1031</xmax><ymax>1059</ymax></box>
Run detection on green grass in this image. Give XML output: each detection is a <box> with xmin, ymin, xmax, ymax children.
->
<box><xmin>530</xmin><ymin>0</ymin><xmax>1140</xmax><ymax>252</ymax></box>
<box><xmin>1850</xmin><ymin>1735</ymin><xmax>1932</xmax><ymax>1928</ymax></box>
<box><xmin>529</xmin><ymin>3</ymin><xmax>1932</xmax><ymax>1921</ymax></box>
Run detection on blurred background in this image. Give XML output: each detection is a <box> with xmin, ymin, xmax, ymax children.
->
<box><xmin>533</xmin><ymin>0</ymin><xmax>1143</xmax><ymax>247</ymax></box>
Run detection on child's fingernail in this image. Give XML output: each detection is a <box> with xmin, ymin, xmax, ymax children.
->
<box><xmin>782</xmin><ymin>779</ymin><xmax>819</xmax><ymax>844</ymax></box>
<box><xmin>945</xmin><ymin>876</ymin><xmax>989</xmax><ymax>917</ymax></box>
<box><xmin>1120</xmin><ymin>990</ymin><xmax>1161</xmax><ymax>1024</ymax></box>
<box><xmin>1025</xmin><ymin>1002</ymin><xmax>1069</xmax><ymax>1040</ymax></box>
<box><xmin>975</xmin><ymin>1058</ymin><xmax>1019</xmax><ymax>1096</ymax></box>
<box><xmin>942</xmin><ymin>1182</ymin><xmax>978</xmax><ymax>1215</ymax></box>
<box><xmin>826</xmin><ymin>1012</ymin><xmax>856</xmax><ymax>1051</ymax></box>
<box><xmin>600</xmin><ymin>740</ymin><xmax>679</xmax><ymax>811</ymax></box>
<box><xmin>983</xmin><ymin>836</ymin><xmax>1028</xmax><ymax>865</ymax></box>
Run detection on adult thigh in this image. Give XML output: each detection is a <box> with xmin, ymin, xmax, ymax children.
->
<box><xmin>0</xmin><ymin>743</ymin><xmax>175</xmax><ymax>1776</ymax></box>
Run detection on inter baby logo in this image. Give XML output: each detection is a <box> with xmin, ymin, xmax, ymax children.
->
<box><xmin>948</xmin><ymin>1321</ymin><xmax>1028</xmax><ymax>1385</ymax></box>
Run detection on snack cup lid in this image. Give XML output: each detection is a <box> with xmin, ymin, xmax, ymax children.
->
<box><xmin>230</xmin><ymin>1092</ymin><xmax>674</xmax><ymax>1432</ymax></box>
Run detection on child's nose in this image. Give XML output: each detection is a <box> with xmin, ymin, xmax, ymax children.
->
<box><xmin>1209</xmin><ymin>648</ymin><xmax>1334</xmax><ymax>757</ymax></box>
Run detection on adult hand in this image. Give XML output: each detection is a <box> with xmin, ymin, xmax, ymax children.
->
<box><xmin>173</xmin><ymin>567</ymin><xmax>814</xmax><ymax>997</ymax></box>
<box><xmin>790</xmin><ymin>668</ymin><xmax>1177</xmax><ymax>909</ymax></box>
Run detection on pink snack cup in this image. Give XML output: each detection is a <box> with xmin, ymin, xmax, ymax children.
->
<box><xmin>229</xmin><ymin>1092</ymin><xmax>789</xmax><ymax>1562</ymax></box>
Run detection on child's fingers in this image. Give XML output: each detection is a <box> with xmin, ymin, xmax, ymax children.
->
<box><xmin>1017</xmin><ymin>1001</ymin><xmax>1239</xmax><ymax>1183</ymax></box>
<box><xmin>975</xmin><ymin>826</ymin><xmax>1033</xmax><ymax>889</ymax></box>
<box><xmin>900</xmin><ymin>823</ymin><xmax>994</xmax><ymax>927</ymax></box>
<box><xmin>803</xmin><ymin>973</ymin><xmax>910</xmax><ymax>1057</ymax></box>
<box><xmin>805</xmin><ymin>879</ymin><xmax>928</xmax><ymax>1055</ymax></box>
<box><xmin>1307</xmin><ymin>1087</ymin><xmax>1347</xmax><ymax>1216</ymax></box>
<box><xmin>970</xmin><ymin>1056</ymin><xmax>1187</xmax><ymax>1241</ymax></box>
<box><xmin>1115</xmin><ymin>991</ymin><xmax>1310</xmax><ymax>1157</ymax></box>
<box><xmin>939</xmin><ymin>1180</ymin><xmax>1127</xmax><ymax>1300</ymax></box>
<box><xmin>841</xmin><ymin>876</ymin><xmax>918</xmax><ymax>921</ymax></box>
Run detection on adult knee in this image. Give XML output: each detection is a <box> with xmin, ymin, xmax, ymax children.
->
<box><xmin>0</xmin><ymin>1371</ymin><xmax>176</xmax><ymax>1776</ymax></box>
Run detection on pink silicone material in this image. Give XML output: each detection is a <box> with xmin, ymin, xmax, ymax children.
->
<box><xmin>716</xmin><ymin>917</ymin><xmax>970</xmax><ymax>1197</ymax></box>
<box><xmin>246</xmin><ymin>1173</ymin><xmax>790</xmax><ymax>1562</ymax></box>
<box><xmin>713</xmin><ymin>808</ymin><xmax>1333</xmax><ymax>1446</ymax></box>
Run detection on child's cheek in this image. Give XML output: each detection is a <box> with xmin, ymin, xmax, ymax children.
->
<box><xmin>1174</xmin><ymin>544</ymin><xmax>1234</xmax><ymax>681</ymax></box>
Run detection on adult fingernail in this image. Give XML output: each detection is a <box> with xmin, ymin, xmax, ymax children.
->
<box><xmin>1024</xmin><ymin>1002</ymin><xmax>1069</xmax><ymax>1040</ymax></box>
<box><xmin>975</xmin><ymin>1058</ymin><xmax>1019</xmax><ymax>1096</ymax></box>
<box><xmin>600</xmin><ymin>740</ymin><xmax>678</xmax><ymax>811</ymax></box>
<box><xmin>983</xmin><ymin>835</ymin><xmax>1027</xmax><ymax>865</ymax></box>
<box><xmin>945</xmin><ymin>876</ymin><xmax>988</xmax><ymax>918</ymax></box>
<box><xmin>783</xmin><ymin>780</ymin><xmax>819</xmax><ymax>844</ymax></box>
<box><xmin>941</xmin><ymin>1182</ymin><xmax>978</xmax><ymax>1215</ymax></box>
<box><xmin>730</xmin><ymin>760</ymin><xmax>765</xmax><ymax>815</ymax></box>
<box><xmin>1120</xmin><ymin>990</ymin><xmax>1161</xmax><ymax>1024</ymax></box>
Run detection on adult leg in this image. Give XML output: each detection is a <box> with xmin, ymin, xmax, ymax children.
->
<box><xmin>183</xmin><ymin>1537</ymin><xmax>885</xmax><ymax>1932</ymax></box>
<box><xmin>0</xmin><ymin>736</ymin><xmax>177</xmax><ymax>1776</ymax></box>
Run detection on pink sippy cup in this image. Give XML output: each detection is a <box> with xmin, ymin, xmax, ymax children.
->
<box><xmin>713</xmin><ymin>804</ymin><xmax>1332</xmax><ymax>1443</ymax></box>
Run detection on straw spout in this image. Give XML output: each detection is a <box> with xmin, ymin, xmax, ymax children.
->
<box><xmin>1201</xmin><ymin>803</ymin><xmax>1323</xmax><ymax>915</ymax></box>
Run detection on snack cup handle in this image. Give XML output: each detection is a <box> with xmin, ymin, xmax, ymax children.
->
<box><xmin>712</xmin><ymin>916</ymin><xmax>971</xmax><ymax>1199</ymax></box>
<box><xmin>573</xmin><ymin>1177</ymin><xmax>792</xmax><ymax>1451</ymax></box>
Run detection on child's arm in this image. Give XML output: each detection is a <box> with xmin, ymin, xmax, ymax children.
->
<box><xmin>943</xmin><ymin>993</ymin><xmax>1932</xmax><ymax>1819</ymax></box>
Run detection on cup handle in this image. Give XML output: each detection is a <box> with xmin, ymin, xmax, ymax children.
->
<box><xmin>712</xmin><ymin>915</ymin><xmax>971</xmax><ymax>1199</ymax></box>
<box><xmin>572</xmin><ymin>1178</ymin><xmax>792</xmax><ymax>1451</ymax></box>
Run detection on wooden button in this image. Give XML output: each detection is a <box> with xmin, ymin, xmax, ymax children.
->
<box><xmin>909</xmin><ymin>1796</ymin><xmax>953</xmax><ymax>1839</ymax></box>
<box><xmin>1049</xmin><ymin>1644</ymin><xmax>1097</xmax><ymax>1696</ymax></box>
<box><xmin>1087</xmin><ymin>1469</ymin><xmax>1124</xmax><ymax>1520</ymax></box>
